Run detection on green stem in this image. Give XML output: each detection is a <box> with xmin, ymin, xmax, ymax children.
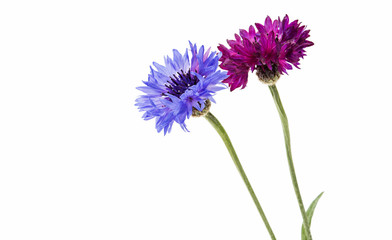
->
<box><xmin>204</xmin><ymin>112</ymin><xmax>276</xmax><ymax>240</ymax></box>
<box><xmin>268</xmin><ymin>84</ymin><xmax>312</xmax><ymax>240</ymax></box>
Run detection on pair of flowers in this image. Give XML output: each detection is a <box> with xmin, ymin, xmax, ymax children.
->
<box><xmin>136</xmin><ymin>15</ymin><xmax>320</xmax><ymax>240</ymax></box>
<box><xmin>136</xmin><ymin>15</ymin><xmax>313</xmax><ymax>134</ymax></box>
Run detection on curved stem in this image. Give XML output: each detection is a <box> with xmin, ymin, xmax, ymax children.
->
<box><xmin>204</xmin><ymin>112</ymin><xmax>276</xmax><ymax>240</ymax></box>
<box><xmin>268</xmin><ymin>84</ymin><xmax>312</xmax><ymax>240</ymax></box>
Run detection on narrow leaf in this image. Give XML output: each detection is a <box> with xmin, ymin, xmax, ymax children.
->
<box><xmin>301</xmin><ymin>192</ymin><xmax>324</xmax><ymax>240</ymax></box>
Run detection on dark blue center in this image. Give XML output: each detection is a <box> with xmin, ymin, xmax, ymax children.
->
<box><xmin>164</xmin><ymin>70</ymin><xmax>199</xmax><ymax>98</ymax></box>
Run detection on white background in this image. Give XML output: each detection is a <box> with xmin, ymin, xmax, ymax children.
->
<box><xmin>1</xmin><ymin>0</ymin><xmax>391</xmax><ymax>239</ymax></box>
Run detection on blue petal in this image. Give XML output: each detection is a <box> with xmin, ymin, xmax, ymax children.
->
<box><xmin>153</xmin><ymin>62</ymin><xmax>169</xmax><ymax>75</ymax></box>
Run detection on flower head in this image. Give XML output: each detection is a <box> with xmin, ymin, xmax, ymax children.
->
<box><xmin>218</xmin><ymin>15</ymin><xmax>314</xmax><ymax>90</ymax></box>
<box><xmin>136</xmin><ymin>42</ymin><xmax>227</xmax><ymax>135</ymax></box>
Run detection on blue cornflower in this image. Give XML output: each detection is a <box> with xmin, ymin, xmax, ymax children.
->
<box><xmin>136</xmin><ymin>42</ymin><xmax>228</xmax><ymax>134</ymax></box>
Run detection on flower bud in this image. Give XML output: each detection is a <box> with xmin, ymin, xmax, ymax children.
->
<box><xmin>256</xmin><ymin>65</ymin><xmax>280</xmax><ymax>85</ymax></box>
<box><xmin>192</xmin><ymin>99</ymin><xmax>211</xmax><ymax>117</ymax></box>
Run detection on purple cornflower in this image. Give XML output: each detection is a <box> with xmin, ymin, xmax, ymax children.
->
<box><xmin>135</xmin><ymin>42</ymin><xmax>227</xmax><ymax>135</ymax></box>
<box><xmin>218</xmin><ymin>15</ymin><xmax>314</xmax><ymax>90</ymax></box>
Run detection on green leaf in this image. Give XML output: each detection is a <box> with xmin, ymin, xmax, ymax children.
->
<box><xmin>301</xmin><ymin>192</ymin><xmax>324</xmax><ymax>240</ymax></box>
